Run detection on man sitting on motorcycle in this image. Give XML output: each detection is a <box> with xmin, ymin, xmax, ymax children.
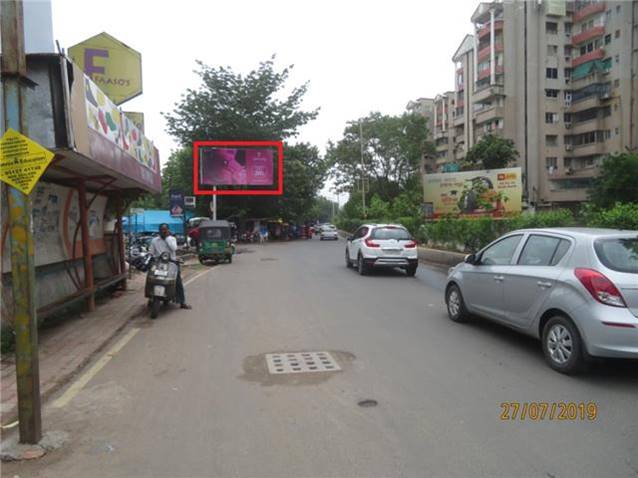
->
<box><xmin>150</xmin><ymin>223</ymin><xmax>192</xmax><ymax>309</ymax></box>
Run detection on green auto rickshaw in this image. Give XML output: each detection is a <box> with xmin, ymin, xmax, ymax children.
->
<box><xmin>198</xmin><ymin>220</ymin><xmax>234</xmax><ymax>264</ymax></box>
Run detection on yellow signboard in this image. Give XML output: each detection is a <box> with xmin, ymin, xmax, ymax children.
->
<box><xmin>0</xmin><ymin>129</ymin><xmax>55</xmax><ymax>195</ymax></box>
<box><xmin>423</xmin><ymin>167</ymin><xmax>522</xmax><ymax>218</ymax></box>
<box><xmin>69</xmin><ymin>32</ymin><xmax>142</xmax><ymax>105</ymax></box>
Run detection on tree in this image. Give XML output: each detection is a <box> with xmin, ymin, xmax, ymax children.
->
<box><xmin>463</xmin><ymin>134</ymin><xmax>518</xmax><ymax>171</ymax></box>
<box><xmin>161</xmin><ymin>57</ymin><xmax>327</xmax><ymax>222</ymax></box>
<box><xmin>164</xmin><ymin>56</ymin><xmax>318</xmax><ymax>144</ymax></box>
<box><xmin>326</xmin><ymin>112</ymin><xmax>431</xmax><ymax>202</ymax></box>
<box><xmin>589</xmin><ymin>153</ymin><xmax>638</xmax><ymax>208</ymax></box>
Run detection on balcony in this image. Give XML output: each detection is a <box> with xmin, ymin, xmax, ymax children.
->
<box><xmin>477</xmin><ymin>20</ymin><xmax>504</xmax><ymax>39</ymax></box>
<box><xmin>473</xmin><ymin>84</ymin><xmax>505</xmax><ymax>103</ymax></box>
<box><xmin>569</xmin><ymin>142</ymin><xmax>607</xmax><ymax>156</ymax></box>
<box><xmin>572</xmin><ymin>25</ymin><xmax>605</xmax><ymax>45</ymax></box>
<box><xmin>571</xmin><ymin>92</ymin><xmax>611</xmax><ymax>111</ymax></box>
<box><xmin>477</xmin><ymin>43</ymin><xmax>504</xmax><ymax>62</ymax></box>
<box><xmin>572</xmin><ymin>48</ymin><xmax>605</xmax><ymax>67</ymax></box>
<box><xmin>473</xmin><ymin>105</ymin><xmax>504</xmax><ymax>124</ymax></box>
<box><xmin>550</xmin><ymin>165</ymin><xmax>600</xmax><ymax>180</ymax></box>
<box><xmin>573</xmin><ymin>1</ymin><xmax>606</xmax><ymax>22</ymax></box>
<box><xmin>477</xmin><ymin>65</ymin><xmax>504</xmax><ymax>80</ymax></box>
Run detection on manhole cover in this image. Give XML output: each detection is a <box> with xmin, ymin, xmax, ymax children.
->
<box><xmin>260</xmin><ymin>257</ymin><xmax>278</xmax><ymax>262</ymax></box>
<box><xmin>265</xmin><ymin>351</ymin><xmax>341</xmax><ymax>374</ymax></box>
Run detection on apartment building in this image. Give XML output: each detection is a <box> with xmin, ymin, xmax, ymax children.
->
<box><xmin>428</xmin><ymin>0</ymin><xmax>638</xmax><ymax>208</ymax></box>
<box><xmin>431</xmin><ymin>92</ymin><xmax>456</xmax><ymax>171</ymax></box>
<box><xmin>407</xmin><ymin>97</ymin><xmax>437</xmax><ymax>172</ymax></box>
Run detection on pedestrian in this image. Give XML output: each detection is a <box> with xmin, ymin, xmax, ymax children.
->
<box><xmin>149</xmin><ymin>223</ymin><xmax>192</xmax><ymax>310</ymax></box>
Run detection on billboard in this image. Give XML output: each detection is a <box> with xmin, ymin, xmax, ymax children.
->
<box><xmin>69</xmin><ymin>32</ymin><xmax>142</xmax><ymax>105</ymax></box>
<box><xmin>169</xmin><ymin>190</ymin><xmax>185</xmax><ymax>217</ymax></box>
<box><xmin>423</xmin><ymin>167</ymin><xmax>522</xmax><ymax>218</ymax></box>
<box><xmin>201</xmin><ymin>147</ymin><xmax>274</xmax><ymax>186</ymax></box>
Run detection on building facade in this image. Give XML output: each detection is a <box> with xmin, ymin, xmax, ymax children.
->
<box><xmin>427</xmin><ymin>0</ymin><xmax>638</xmax><ymax>208</ymax></box>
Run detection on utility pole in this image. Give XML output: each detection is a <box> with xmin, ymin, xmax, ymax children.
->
<box><xmin>1</xmin><ymin>0</ymin><xmax>43</xmax><ymax>444</ymax></box>
<box><xmin>359</xmin><ymin>120</ymin><xmax>367</xmax><ymax>218</ymax></box>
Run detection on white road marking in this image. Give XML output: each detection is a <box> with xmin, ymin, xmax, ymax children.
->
<box><xmin>52</xmin><ymin>328</ymin><xmax>140</xmax><ymax>409</ymax></box>
<box><xmin>184</xmin><ymin>267</ymin><xmax>213</xmax><ymax>286</ymax></box>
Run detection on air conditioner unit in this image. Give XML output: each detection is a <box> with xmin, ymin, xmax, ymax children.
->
<box><xmin>565</xmin><ymin>167</ymin><xmax>574</xmax><ymax>175</ymax></box>
<box><xmin>565</xmin><ymin>123</ymin><xmax>572</xmax><ymax>129</ymax></box>
<box><xmin>600</xmin><ymin>92</ymin><xmax>611</xmax><ymax>99</ymax></box>
<box><xmin>566</xmin><ymin>144</ymin><xmax>573</xmax><ymax>150</ymax></box>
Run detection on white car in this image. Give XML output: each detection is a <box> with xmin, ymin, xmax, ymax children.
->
<box><xmin>345</xmin><ymin>224</ymin><xmax>419</xmax><ymax>276</ymax></box>
<box><xmin>320</xmin><ymin>225</ymin><xmax>339</xmax><ymax>240</ymax></box>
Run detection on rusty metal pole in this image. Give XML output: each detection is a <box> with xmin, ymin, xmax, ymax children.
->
<box><xmin>116</xmin><ymin>198</ymin><xmax>127</xmax><ymax>289</ymax></box>
<box><xmin>77</xmin><ymin>180</ymin><xmax>95</xmax><ymax>311</ymax></box>
<box><xmin>1</xmin><ymin>0</ymin><xmax>43</xmax><ymax>443</ymax></box>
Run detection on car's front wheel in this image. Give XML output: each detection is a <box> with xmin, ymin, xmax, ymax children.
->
<box><xmin>445</xmin><ymin>284</ymin><xmax>471</xmax><ymax>322</ymax></box>
<box><xmin>542</xmin><ymin>316</ymin><xmax>585</xmax><ymax>374</ymax></box>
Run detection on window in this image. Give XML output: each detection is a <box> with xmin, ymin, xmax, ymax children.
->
<box><xmin>615</xmin><ymin>127</ymin><xmax>620</xmax><ymax>135</ymax></box>
<box><xmin>616</xmin><ymin>5</ymin><xmax>621</xmax><ymax>14</ymax></box>
<box><xmin>564</xmin><ymin>113</ymin><xmax>572</xmax><ymax>123</ymax></box>
<box><xmin>545</xmin><ymin>112</ymin><xmax>559</xmax><ymax>124</ymax></box>
<box><xmin>545</xmin><ymin>89</ymin><xmax>559</xmax><ymax>98</ymax></box>
<box><xmin>479</xmin><ymin>235</ymin><xmax>523</xmax><ymax>266</ymax></box>
<box><xmin>371</xmin><ymin>227</ymin><xmax>411</xmax><ymax>240</ymax></box>
<box><xmin>565</xmin><ymin>22</ymin><xmax>572</xmax><ymax>35</ymax></box>
<box><xmin>546</xmin><ymin>157</ymin><xmax>558</xmax><ymax>171</ymax></box>
<box><xmin>551</xmin><ymin>240</ymin><xmax>572</xmax><ymax>266</ymax></box>
<box><xmin>518</xmin><ymin>235</ymin><xmax>567</xmax><ymax>266</ymax></box>
<box><xmin>564</xmin><ymin>68</ymin><xmax>572</xmax><ymax>83</ymax></box>
<box><xmin>606</xmin><ymin>10</ymin><xmax>612</xmax><ymax>21</ymax></box>
<box><xmin>615</xmin><ymin>55</ymin><xmax>620</xmax><ymax>63</ymax></box>
<box><xmin>546</xmin><ymin>135</ymin><xmax>558</xmax><ymax>146</ymax></box>
<box><xmin>564</xmin><ymin>46</ymin><xmax>572</xmax><ymax>56</ymax></box>
<box><xmin>604</xmin><ymin>34</ymin><xmax>611</xmax><ymax>44</ymax></box>
<box><xmin>547</xmin><ymin>45</ymin><xmax>558</xmax><ymax>56</ymax></box>
<box><xmin>614</xmin><ymin>78</ymin><xmax>620</xmax><ymax>88</ymax></box>
<box><xmin>546</xmin><ymin>22</ymin><xmax>558</xmax><ymax>34</ymax></box>
<box><xmin>594</xmin><ymin>238</ymin><xmax>638</xmax><ymax>274</ymax></box>
<box><xmin>546</xmin><ymin>68</ymin><xmax>558</xmax><ymax>79</ymax></box>
<box><xmin>615</xmin><ymin>30</ymin><xmax>620</xmax><ymax>39</ymax></box>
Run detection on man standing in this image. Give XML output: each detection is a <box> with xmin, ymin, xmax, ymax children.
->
<box><xmin>149</xmin><ymin>223</ymin><xmax>192</xmax><ymax>309</ymax></box>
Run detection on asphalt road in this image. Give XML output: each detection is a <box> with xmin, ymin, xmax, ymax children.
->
<box><xmin>5</xmin><ymin>239</ymin><xmax>638</xmax><ymax>478</ymax></box>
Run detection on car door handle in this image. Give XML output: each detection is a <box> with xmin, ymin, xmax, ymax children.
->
<box><xmin>537</xmin><ymin>281</ymin><xmax>552</xmax><ymax>288</ymax></box>
<box><xmin>493</xmin><ymin>275</ymin><xmax>505</xmax><ymax>282</ymax></box>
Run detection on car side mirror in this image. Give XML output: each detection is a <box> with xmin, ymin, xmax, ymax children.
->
<box><xmin>347</xmin><ymin>235</ymin><xmax>354</xmax><ymax>241</ymax></box>
<box><xmin>465</xmin><ymin>253</ymin><xmax>477</xmax><ymax>265</ymax></box>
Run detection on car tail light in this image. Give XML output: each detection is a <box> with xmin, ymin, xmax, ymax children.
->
<box><xmin>574</xmin><ymin>268</ymin><xmax>626</xmax><ymax>308</ymax></box>
<box><xmin>404</xmin><ymin>240</ymin><xmax>417</xmax><ymax>249</ymax></box>
<box><xmin>364</xmin><ymin>238</ymin><xmax>380</xmax><ymax>248</ymax></box>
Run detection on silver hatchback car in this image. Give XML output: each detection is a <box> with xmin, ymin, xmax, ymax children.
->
<box><xmin>445</xmin><ymin>228</ymin><xmax>638</xmax><ymax>374</ymax></box>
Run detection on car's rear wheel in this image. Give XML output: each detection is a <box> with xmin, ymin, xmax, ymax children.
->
<box><xmin>406</xmin><ymin>265</ymin><xmax>417</xmax><ymax>277</ymax></box>
<box><xmin>542</xmin><ymin>316</ymin><xmax>585</xmax><ymax>374</ymax></box>
<box><xmin>357</xmin><ymin>254</ymin><xmax>368</xmax><ymax>276</ymax></box>
<box><xmin>345</xmin><ymin>249</ymin><xmax>353</xmax><ymax>268</ymax></box>
<box><xmin>446</xmin><ymin>284</ymin><xmax>471</xmax><ymax>322</ymax></box>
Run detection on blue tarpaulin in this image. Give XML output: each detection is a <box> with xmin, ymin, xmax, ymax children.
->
<box><xmin>122</xmin><ymin>209</ymin><xmax>195</xmax><ymax>234</ymax></box>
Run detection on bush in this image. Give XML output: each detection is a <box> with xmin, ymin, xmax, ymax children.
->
<box><xmin>582</xmin><ymin>202</ymin><xmax>638</xmax><ymax>230</ymax></box>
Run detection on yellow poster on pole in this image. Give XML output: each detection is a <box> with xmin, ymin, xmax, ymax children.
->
<box><xmin>0</xmin><ymin>129</ymin><xmax>55</xmax><ymax>195</ymax></box>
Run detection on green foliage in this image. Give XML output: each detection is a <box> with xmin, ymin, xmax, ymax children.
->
<box><xmin>589</xmin><ymin>153</ymin><xmax>638</xmax><ymax>208</ymax></box>
<box><xmin>463</xmin><ymin>134</ymin><xmax>519</xmax><ymax>171</ymax></box>
<box><xmin>327</xmin><ymin>112</ymin><xmax>432</xmax><ymax>197</ymax></box>
<box><xmin>582</xmin><ymin>202</ymin><xmax>638</xmax><ymax>230</ymax></box>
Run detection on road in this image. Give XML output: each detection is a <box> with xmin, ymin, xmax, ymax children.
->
<box><xmin>5</xmin><ymin>239</ymin><xmax>638</xmax><ymax>478</ymax></box>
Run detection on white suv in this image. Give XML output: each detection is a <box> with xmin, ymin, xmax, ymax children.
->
<box><xmin>345</xmin><ymin>224</ymin><xmax>419</xmax><ymax>276</ymax></box>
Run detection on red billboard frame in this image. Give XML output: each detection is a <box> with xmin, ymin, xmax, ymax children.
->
<box><xmin>193</xmin><ymin>140</ymin><xmax>284</xmax><ymax>195</ymax></box>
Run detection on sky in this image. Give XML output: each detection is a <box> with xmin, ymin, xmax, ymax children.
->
<box><xmin>49</xmin><ymin>0</ymin><xmax>477</xmax><ymax>202</ymax></box>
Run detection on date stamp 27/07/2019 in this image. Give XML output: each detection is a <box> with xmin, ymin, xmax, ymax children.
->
<box><xmin>500</xmin><ymin>402</ymin><xmax>598</xmax><ymax>421</ymax></box>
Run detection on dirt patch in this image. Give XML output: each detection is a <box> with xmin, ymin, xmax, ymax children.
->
<box><xmin>238</xmin><ymin>350</ymin><xmax>355</xmax><ymax>387</ymax></box>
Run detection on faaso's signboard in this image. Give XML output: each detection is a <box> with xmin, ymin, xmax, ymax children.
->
<box><xmin>423</xmin><ymin>167</ymin><xmax>522</xmax><ymax>218</ymax></box>
<box><xmin>69</xmin><ymin>32</ymin><xmax>142</xmax><ymax>105</ymax></box>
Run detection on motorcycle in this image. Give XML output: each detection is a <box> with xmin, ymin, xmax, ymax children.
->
<box><xmin>143</xmin><ymin>251</ymin><xmax>181</xmax><ymax>319</ymax></box>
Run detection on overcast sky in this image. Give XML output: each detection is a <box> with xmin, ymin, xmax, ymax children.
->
<box><xmin>50</xmin><ymin>0</ymin><xmax>477</xmax><ymax>200</ymax></box>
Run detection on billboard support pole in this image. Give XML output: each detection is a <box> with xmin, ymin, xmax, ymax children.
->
<box><xmin>212</xmin><ymin>186</ymin><xmax>217</xmax><ymax>220</ymax></box>
<box><xmin>1</xmin><ymin>0</ymin><xmax>42</xmax><ymax>444</ymax></box>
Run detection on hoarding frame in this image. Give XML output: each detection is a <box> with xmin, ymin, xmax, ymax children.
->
<box><xmin>193</xmin><ymin>140</ymin><xmax>284</xmax><ymax>196</ymax></box>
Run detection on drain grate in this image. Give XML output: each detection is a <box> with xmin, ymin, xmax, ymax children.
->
<box><xmin>265</xmin><ymin>351</ymin><xmax>341</xmax><ymax>374</ymax></box>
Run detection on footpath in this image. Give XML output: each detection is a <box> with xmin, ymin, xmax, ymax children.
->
<box><xmin>0</xmin><ymin>257</ymin><xmax>204</xmax><ymax>429</ymax></box>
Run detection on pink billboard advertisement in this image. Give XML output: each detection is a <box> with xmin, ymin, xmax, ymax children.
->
<box><xmin>201</xmin><ymin>148</ymin><xmax>274</xmax><ymax>186</ymax></box>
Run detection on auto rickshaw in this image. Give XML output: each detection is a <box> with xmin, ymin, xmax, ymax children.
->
<box><xmin>197</xmin><ymin>220</ymin><xmax>234</xmax><ymax>264</ymax></box>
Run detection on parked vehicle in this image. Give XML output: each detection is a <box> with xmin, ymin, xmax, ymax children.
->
<box><xmin>144</xmin><ymin>252</ymin><xmax>180</xmax><ymax>319</ymax></box>
<box><xmin>445</xmin><ymin>228</ymin><xmax>638</xmax><ymax>374</ymax></box>
<box><xmin>345</xmin><ymin>224</ymin><xmax>418</xmax><ymax>276</ymax></box>
<box><xmin>320</xmin><ymin>224</ymin><xmax>339</xmax><ymax>241</ymax></box>
<box><xmin>198</xmin><ymin>220</ymin><xmax>234</xmax><ymax>264</ymax></box>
